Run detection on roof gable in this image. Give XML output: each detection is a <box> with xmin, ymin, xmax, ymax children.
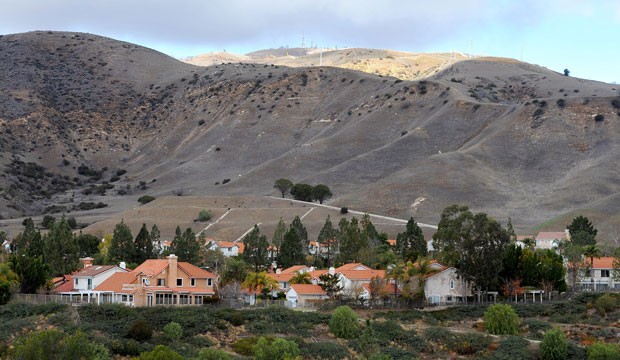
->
<box><xmin>289</xmin><ymin>284</ymin><xmax>327</xmax><ymax>295</ymax></box>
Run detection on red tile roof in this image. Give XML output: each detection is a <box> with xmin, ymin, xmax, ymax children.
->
<box><xmin>289</xmin><ymin>284</ymin><xmax>327</xmax><ymax>295</ymax></box>
<box><xmin>361</xmin><ymin>282</ymin><xmax>400</xmax><ymax>295</ymax></box>
<box><xmin>339</xmin><ymin>269</ymin><xmax>385</xmax><ymax>280</ymax></box>
<box><xmin>387</xmin><ymin>239</ymin><xmax>397</xmax><ymax>246</ymax></box>
<box><xmin>73</xmin><ymin>265</ymin><xmax>124</xmax><ymax>277</ymax></box>
<box><xmin>536</xmin><ymin>231</ymin><xmax>567</xmax><ymax>240</ymax></box>
<box><xmin>133</xmin><ymin>259</ymin><xmax>169</xmax><ymax>276</ymax></box>
<box><xmin>585</xmin><ymin>257</ymin><xmax>614</xmax><ymax>269</ymax></box>
<box><xmin>53</xmin><ymin>275</ymin><xmax>75</xmax><ymax>293</ymax></box>
<box><xmin>336</xmin><ymin>263</ymin><xmax>372</xmax><ymax>272</ymax></box>
<box><xmin>95</xmin><ymin>272</ymin><xmax>138</xmax><ymax>293</ymax></box>
<box><xmin>281</xmin><ymin>265</ymin><xmax>309</xmax><ymax>274</ymax></box>
<box><xmin>177</xmin><ymin>262</ymin><xmax>217</xmax><ymax>278</ymax></box>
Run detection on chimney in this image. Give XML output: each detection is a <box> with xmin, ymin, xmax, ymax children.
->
<box><xmin>167</xmin><ymin>254</ymin><xmax>178</xmax><ymax>287</ymax></box>
<box><xmin>329</xmin><ymin>266</ymin><xmax>335</xmax><ymax>276</ymax></box>
<box><xmin>119</xmin><ymin>262</ymin><xmax>126</xmax><ymax>270</ymax></box>
<box><xmin>80</xmin><ymin>257</ymin><xmax>94</xmax><ymax>268</ymax></box>
<box><xmin>275</xmin><ymin>267</ymin><xmax>282</xmax><ymax>274</ymax></box>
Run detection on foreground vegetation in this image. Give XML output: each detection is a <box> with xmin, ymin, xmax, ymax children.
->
<box><xmin>1</xmin><ymin>292</ymin><xmax>619</xmax><ymax>359</ymax></box>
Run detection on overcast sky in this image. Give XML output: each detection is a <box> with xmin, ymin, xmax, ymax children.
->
<box><xmin>1</xmin><ymin>0</ymin><xmax>619</xmax><ymax>83</ymax></box>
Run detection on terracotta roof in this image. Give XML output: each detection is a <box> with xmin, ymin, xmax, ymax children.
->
<box><xmin>387</xmin><ymin>239</ymin><xmax>396</xmax><ymax>246</ymax></box>
<box><xmin>339</xmin><ymin>269</ymin><xmax>385</xmax><ymax>280</ymax></box>
<box><xmin>133</xmin><ymin>259</ymin><xmax>169</xmax><ymax>276</ymax></box>
<box><xmin>516</xmin><ymin>235</ymin><xmax>534</xmax><ymax>241</ymax></box>
<box><xmin>309</xmin><ymin>241</ymin><xmax>319</xmax><ymax>247</ymax></box>
<box><xmin>215</xmin><ymin>241</ymin><xmax>238</xmax><ymax>248</ymax></box>
<box><xmin>53</xmin><ymin>275</ymin><xmax>75</xmax><ymax>293</ymax></box>
<box><xmin>281</xmin><ymin>265</ymin><xmax>309</xmax><ymax>274</ymax></box>
<box><xmin>268</xmin><ymin>273</ymin><xmax>295</xmax><ymax>282</ymax></box>
<box><xmin>309</xmin><ymin>269</ymin><xmax>329</xmax><ymax>278</ymax></box>
<box><xmin>585</xmin><ymin>257</ymin><xmax>614</xmax><ymax>269</ymax></box>
<box><xmin>361</xmin><ymin>282</ymin><xmax>400</xmax><ymax>295</ymax></box>
<box><xmin>177</xmin><ymin>262</ymin><xmax>217</xmax><ymax>278</ymax></box>
<box><xmin>143</xmin><ymin>286</ymin><xmax>215</xmax><ymax>295</ymax></box>
<box><xmin>95</xmin><ymin>272</ymin><xmax>138</xmax><ymax>293</ymax></box>
<box><xmin>73</xmin><ymin>265</ymin><xmax>124</xmax><ymax>277</ymax></box>
<box><xmin>289</xmin><ymin>284</ymin><xmax>327</xmax><ymax>295</ymax></box>
<box><xmin>236</xmin><ymin>243</ymin><xmax>245</xmax><ymax>254</ymax></box>
<box><xmin>536</xmin><ymin>232</ymin><xmax>567</xmax><ymax>240</ymax></box>
<box><xmin>336</xmin><ymin>263</ymin><xmax>372</xmax><ymax>272</ymax></box>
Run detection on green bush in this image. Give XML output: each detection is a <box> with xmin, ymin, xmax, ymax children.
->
<box><xmin>138</xmin><ymin>195</ymin><xmax>156</xmax><ymax>205</ymax></box>
<box><xmin>541</xmin><ymin>328</ymin><xmax>568</xmax><ymax>360</ymax></box>
<box><xmin>424</xmin><ymin>326</ymin><xmax>456</xmax><ymax>346</ymax></box>
<box><xmin>485</xmin><ymin>304</ymin><xmax>520</xmax><ymax>335</ymax></box>
<box><xmin>523</xmin><ymin>318</ymin><xmax>551</xmax><ymax>340</ymax></box>
<box><xmin>127</xmin><ymin>319</ymin><xmax>153</xmax><ymax>341</ymax></box>
<box><xmin>137</xmin><ymin>344</ymin><xmax>184</xmax><ymax>360</ymax></box>
<box><xmin>595</xmin><ymin>294</ymin><xmax>618</xmax><ymax>316</ymax></box>
<box><xmin>449</xmin><ymin>332</ymin><xmax>492</xmax><ymax>355</ymax></box>
<box><xmin>587</xmin><ymin>342</ymin><xmax>620</xmax><ymax>360</ymax></box>
<box><xmin>11</xmin><ymin>330</ymin><xmax>110</xmax><ymax>360</ymax></box>
<box><xmin>163</xmin><ymin>321</ymin><xmax>183</xmax><ymax>341</ymax></box>
<box><xmin>329</xmin><ymin>306</ymin><xmax>360</xmax><ymax>339</ymax></box>
<box><xmin>232</xmin><ymin>336</ymin><xmax>262</xmax><ymax>356</ymax></box>
<box><xmin>490</xmin><ymin>335</ymin><xmax>534</xmax><ymax>360</ymax></box>
<box><xmin>196</xmin><ymin>347</ymin><xmax>232</xmax><ymax>360</ymax></box>
<box><xmin>299</xmin><ymin>341</ymin><xmax>350</xmax><ymax>359</ymax></box>
<box><xmin>197</xmin><ymin>209</ymin><xmax>213</xmax><ymax>222</ymax></box>
<box><xmin>254</xmin><ymin>337</ymin><xmax>300</xmax><ymax>360</ymax></box>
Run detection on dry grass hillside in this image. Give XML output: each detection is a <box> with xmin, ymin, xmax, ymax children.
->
<box><xmin>2</xmin><ymin>31</ymin><xmax>620</xmax><ymax>242</ymax></box>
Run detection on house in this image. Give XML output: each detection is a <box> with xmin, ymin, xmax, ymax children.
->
<box><xmin>424</xmin><ymin>263</ymin><xmax>472</xmax><ymax>304</ymax></box>
<box><xmin>360</xmin><ymin>282</ymin><xmax>400</xmax><ymax>304</ymax></box>
<box><xmin>54</xmin><ymin>257</ymin><xmax>129</xmax><ymax>304</ymax></box>
<box><xmin>387</xmin><ymin>239</ymin><xmax>397</xmax><ymax>247</ymax></box>
<box><xmin>207</xmin><ymin>240</ymin><xmax>244</xmax><ymax>257</ymax></box>
<box><xmin>268</xmin><ymin>265</ymin><xmax>316</xmax><ymax>291</ymax></box>
<box><xmin>95</xmin><ymin>254</ymin><xmax>218</xmax><ymax>306</ymax></box>
<box><xmin>575</xmin><ymin>257</ymin><xmax>619</xmax><ymax>291</ymax></box>
<box><xmin>1</xmin><ymin>239</ymin><xmax>11</xmax><ymax>253</ymax></box>
<box><xmin>335</xmin><ymin>263</ymin><xmax>386</xmax><ymax>298</ymax></box>
<box><xmin>286</xmin><ymin>284</ymin><xmax>328</xmax><ymax>306</ymax></box>
<box><xmin>535</xmin><ymin>230</ymin><xmax>569</xmax><ymax>250</ymax></box>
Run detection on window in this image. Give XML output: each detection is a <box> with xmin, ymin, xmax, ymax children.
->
<box><xmin>157</xmin><ymin>278</ymin><xmax>165</xmax><ymax>286</ymax></box>
<box><xmin>87</xmin><ymin>278</ymin><xmax>93</xmax><ymax>290</ymax></box>
<box><xmin>601</xmin><ymin>270</ymin><xmax>610</xmax><ymax>278</ymax></box>
<box><xmin>207</xmin><ymin>278</ymin><xmax>212</xmax><ymax>286</ymax></box>
<box><xmin>449</xmin><ymin>279</ymin><xmax>455</xmax><ymax>290</ymax></box>
<box><xmin>122</xmin><ymin>295</ymin><xmax>127</xmax><ymax>302</ymax></box>
<box><xmin>195</xmin><ymin>296</ymin><xmax>203</xmax><ymax>305</ymax></box>
<box><xmin>177</xmin><ymin>278</ymin><xmax>183</xmax><ymax>287</ymax></box>
<box><xmin>190</xmin><ymin>278</ymin><xmax>196</xmax><ymax>287</ymax></box>
<box><xmin>74</xmin><ymin>278</ymin><xmax>78</xmax><ymax>286</ymax></box>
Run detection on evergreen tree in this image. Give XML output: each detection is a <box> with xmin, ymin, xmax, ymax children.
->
<box><xmin>134</xmin><ymin>223</ymin><xmax>154</xmax><ymax>264</ymax></box>
<box><xmin>75</xmin><ymin>232</ymin><xmax>100</xmax><ymax>258</ymax></box>
<box><xmin>361</xmin><ymin>214</ymin><xmax>382</xmax><ymax>248</ymax></box>
<box><xmin>290</xmin><ymin>216</ymin><xmax>308</xmax><ymax>248</ymax></box>
<box><xmin>568</xmin><ymin>215</ymin><xmax>597</xmax><ymax>246</ymax></box>
<box><xmin>243</xmin><ymin>225</ymin><xmax>270</xmax><ymax>272</ymax></box>
<box><xmin>26</xmin><ymin>232</ymin><xmax>45</xmax><ymax>258</ymax></box>
<box><xmin>13</xmin><ymin>218</ymin><xmax>37</xmax><ymax>255</ymax></box>
<box><xmin>150</xmin><ymin>224</ymin><xmax>162</xmax><ymax>258</ymax></box>
<box><xmin>44</xmin><ymin>216</ymin><xmax>79</xmax><ymax>276</ymax></box>
<box><xmin>108</xmin><ymin>220</ymin><xmax>135</xmax><ymax>265</ymax></box>
<box><xmin>271</xmin><ymin>218</ymin><xmax>287</xmax><ymax>260</ymax></box>
<box><xmin>170</xmin><ymin>227</ymin><xmax>200</xmax><ymax>264</ymax></box>
<box><xmin>318</xmin><ymin>216</ymin><xmax>337</xmax><ymax>267</ymax></box>
<box><xmin>395</xmin><ymin>217</ymin><xmax>427</xmax><ymax>262</ymax></box>
<box><xmin>278</xmin><ymin>227</ymin><xmax>305</xmax><ymax>268</ymax></box>
<box><xmin>10</xmin><ymin>255</ymin><xmax>49</xmax><ymax>293</ymax></box>
<box><xmin>337</xmin><ymin>217</ymin><xmax>365</xmax><ymax>263</ymax></box>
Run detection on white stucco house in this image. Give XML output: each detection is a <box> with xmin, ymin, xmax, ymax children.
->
<box><xmin>286</xmin><ymin>284</ymin><xmax>328</xmax><ymax>307</ymax></box>
<box><xmin>424</xmin><ymin>263</ymin><xmax>472</xmax><ymax>305</ymax></box>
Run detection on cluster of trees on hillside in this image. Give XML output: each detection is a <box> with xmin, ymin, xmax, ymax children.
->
<box><xmin>273</xmin><ymin>178</ymin><xmax>332</xmax><ymax>204</ymax></box>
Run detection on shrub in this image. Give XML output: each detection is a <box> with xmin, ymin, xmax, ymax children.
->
<box><xmin>137</xmin><ymin>195</ymin><xmax>156</xmax><ymax>205</ymax></box>
<box><xmin>163</xmin><ymin>321</ymin><xmax>183</xmax><ymax>341</ymax></box>
<box><xmin>424</xmin><ymin>326</ymin><xmax>456</xmax><ymax>345</ymax></box>
<box><xmin>449</xmin><ymin>332</ymin><xmax>492</xmax><ymax>355</ymax></box>
<box><xmin>299</xmin><ymin>341</ymin><xmax>350</xmax><ymax>360</ymax></box>
<box><xmin>254</xmin><ymin>337</ymin><xmax>300</xmax><ymax>360</ymax></box>
<box><xmin>557</xmin><ymin>99</ymin><xmax>566</xmax><ymax>108</ymax></box>
<box><xmin>229</xmin><ymin>311</ymin><xmax>244</xmax><ymax>326</ymax></box>
<box><xmin>42</xmin><ymin>215</ymin><xmax>55</xmax><ymax>229</ymax></box>
<box><xmin>197</xmin><ymin>209</ymin><xmax>212</xmax><ymax>222</ymax></box>
<box><xmin>595</xmin><ymin>114</ymin><xmax>605</xmax><ymax>122</ymax></box>
<box><xmin>490</xmin><ymin>335</ymin><xmax>534</xmax><ymax>360</ymax></box>
<box><xmin>137</xmin><ymin>344</ymin><xmax>183</xmax><ymax>360</ymax></box>
<box><xmin>523</xmin><ymin>318</ymin><xmax>551</xmax><ymax>339</ymax></box>
<box><xmin>196</xmin><ymin>348</ymin><xmax>231</xmax><ymax>360</ymax></box>
<box><xmin>127</xmin><ymin>319</ymin><xmax>153</xmax><ymax>341</ymax></box>
<box><xmin>612</xmin><ymin>99</ymin><xmax>620</xmax><ymax>109</ymax></box>
<box><xmin>329</xmin><ymin>306</ymin><xmax>360</xmax><ymax>339</ymax></box>
<box><xmin>595</xmin><ymin>294</ymin><xmax>618</xmax><ymax>316</ymax></box>
<box><xmin>340</xmin><ymin>207</ymin><xmax>348</xmax><ymax>214</ymax></box>
<box><xmin>540</xmin><ymin>328</ymin><xmax>567</xmax><ymax>360</ymax></box>
<box><xmin>232</xmin><ymin>336</ymin><xmax>261</xmax><ymax>356</ymax></box>
<box><xmin>587</xmin><ymin>342</ymin><xmax>620</xmax><ymax>360</ymax></box>
<box><xmin>484</xmin><ymin>304</ymin><xmax>520</xmax><ymax>335</ymax></box>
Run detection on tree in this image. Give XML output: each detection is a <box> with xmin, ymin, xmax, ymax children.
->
<box><xmin>568</xmin><ymin>215</ymin><xmax>597</xmax><ymax>246</ymax></box>
<box><xmin>484</xmin><ymin>304</ymin><xmax>520</xmax><ymax>335</ymax></box>
<box><xmin>150</xmin><ymin>224</ymin><xmax>162</xmax><ymax>258</ymax></box>
<box><xmin>537</xmin><ymin>249</ymin><xmax>567</xmax><ymax>298</ymax></box>
<box><xmin>318</xmin><ymin>273</ymin><xmax>343</xmax><ymax>299</ymax></box>
<box><xmin>271</xmin><ymin>218</ymin><xmax>287</xmax><ymax>260</ymax></box>
<box><xmin>43</xmin><ymin>216</ymin><xmax>79</xmax><ymax>276</ymax></box>
<box><xmin>587</xmin><ymin>342</ymin><xmax>620</xmax><ymax>360</ymax></box>
<box><xmin>386</xmin><ymin>261</ymin><xmax>408</xmax><ymax>298</ymax></box>
<box><xmin>318</xmin><ymin>216</ymin><xmax>337</xmax><ymax>267</ymax></box>
<box><xmin>137</xmin><ymin>345</ymin><xmax>183</xmax><ymax>360</ymax></box>
<box><xmin>406</xmin><ymin>258</ymin><xmax>439</xmax><ymax>301</ymax></box>
<box><xmin>337</xmin><ymin>217</ymin><xmax>366</xmax><ymax>264</ymax></box>
<box><xmin>273</xmin><ymin>178</ymin><xmax>293</xmax><ymax>198</ymax></box>
<box><xmin>278</xmin><ymin>227</ymin><xmax>305</xmax><ymax>268</ymax></box>
<box><xmin>221</xmin><ymin>257</ymin><xmax>249</xmax><ymax>285</ymax></box>
<box><xmin>11</xmin><ymin>330</ymin><xmax>110</xmax><ymax>360</ymax></box>
<box><xmin>432</xmin><ymin>204</ymin><xmax>473</xmax><ymax>267</ymax></box>
<box><xmin>290</xmin><ymin>215</ymin><xmax>309</xmax><ymax>248</ymax></box>
<box><xmin>197</xmin><ymin>348</ymin><xmax>231</xmax><ymax>360</ymax></box>
<box><xmin>242</xmin><ymin>225</ymin><xmax>269</xmax><ymax>272</ymax></box>
<box><xmin>396</xmin><ymin>218</ymin><xmax>427</xmax><ymax>262</ymax></box>
<box><xmin>12</xmin><ymin>218</ymin><xmax>37</xmax><ymax>255</ymax></box>
<box><xmin>163</xmin><ymin>322</ymin><xmax>183</xmax><ymax>341</ymax></box>
<box><xmin>329</xmin><ymin>305</ymin><xmax>360</xmax><ymax>339</ymax></box>
<box><xmin>197</xmin><ymin>209</ymin><xmax>212</xmax><ymax>222</ymax></box>
<box><xmin>134</xmin><ymin>224</ymin><xmax>154</xmax><ymax>264</ymax></box>
<box><xmin>10</xmin><ymin>255</ymin><xmax>49</xmax><ymax>294</ymax></box>
<box><xmin>75</xmin><ymin>232</ymin><xmax>100</xmax><ymax>258</ymax></box>
<box><xmin>0</xmin><ymin>262</ymin><xmax>19</xmax><ymax>304</ymax></box>
<box><xmin>564</xmin><ymin>243</ymin><xmax>586</xmax><ymax>292</ymax></box>
<box><xmin>583</xmin><ymin>244</ymin><xmax>603</xmax><ymax>290</ymax></box>
<box><xmin>242</xmin><ymin>271</ymin><xmax>279</xmax><ymax>302</ymax></box>
<box><xmin>290</xmin><ymin>183</ymin><xmax>314</xmax><ymax>202</ymax></box>
<box><xmin>290</xmin><ymin>270</ymin><xmax>311</xmax><ymax>284</ymax></box>
<box><xmin>170</xmin><ymin>227</ymin><xmax>200</xmax><ymax>264</ymax></box>
<box><xmin>108</xmin><ymin>220</ymin><xmax>135</xmax><ymax>265</ymax></box>
<box><xmin>564</xmin><ymin>68</ymin><xmax>570</xmax><ymax>76</ymax></box>
<box><xmin>312</xmin><ymin>184</ymin><xmax>332</xmax><ymax>204</ymax></box>
<box><xmin>540</xmin><ymin>328</ymin><xmax>567</xmax><ymax>360</ymax></box>
<box><xmin>613</xmin><ymin>247</ymin><xmax>620</xmax><ymax>283</ymax></box>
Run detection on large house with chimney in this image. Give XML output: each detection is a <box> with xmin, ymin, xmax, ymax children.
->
<box><xmin>54</xmin><ymin>257</ymin><xmax>129</xmax><ymax>304</ymax></box>
<box><xmin>92</xmin><ymin>254</ymin><xmax>218</xmax><ymax>306</ymax></box>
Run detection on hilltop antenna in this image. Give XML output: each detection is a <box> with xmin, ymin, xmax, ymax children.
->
<box><xmin>301</xmin><ymin>32</ymin><xmax>305</xmax><ymax>48</ymax></box>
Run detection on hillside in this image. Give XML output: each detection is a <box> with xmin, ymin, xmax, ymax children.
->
<box><xmin>1</xmin><ymin>31</ymin><xmax>620</xmax><ymax>241</ymax></box>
